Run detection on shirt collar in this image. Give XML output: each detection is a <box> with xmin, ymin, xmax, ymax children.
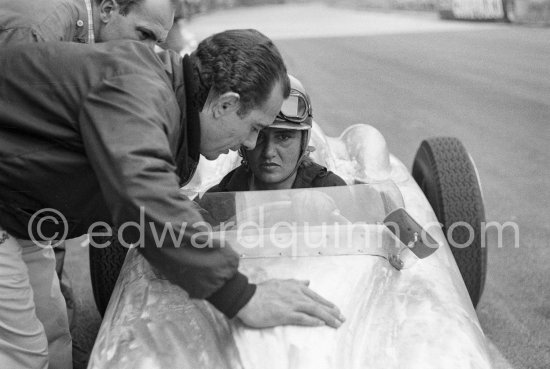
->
<box><xmin>84</xmin><ymin>0</ymin><xmax>95</xmax><ymax>44</ymax></box>
<box><xmin>73</xmin><ymin>0</ymin><xmax>95</xmax><ymax>43</ymax></box>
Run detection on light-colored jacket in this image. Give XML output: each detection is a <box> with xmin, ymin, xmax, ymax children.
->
<box><xmin>0</xmin><ymin>0</ymin><xmax>91</xmax><ymax>43</ymax></box>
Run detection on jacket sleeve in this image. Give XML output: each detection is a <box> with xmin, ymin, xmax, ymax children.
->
<box><xmin>0</xmin><ymin>27</ymin><xmax>45</xmax><ymax>44</ymax></box>
<box><xmin>79</xmin><ymin>74</ymin><xmax>255</xmax><ymax>317</ymax></box>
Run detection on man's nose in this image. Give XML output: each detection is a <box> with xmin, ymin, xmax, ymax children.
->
<box><xmin>242</xmin><ymin>131</ymin><xmax>259</xmax><ymax>150</ymax></box>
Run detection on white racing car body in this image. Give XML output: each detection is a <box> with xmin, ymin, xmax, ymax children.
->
<box><xmin>88</xmin><ymin>123</ymin><xmax>492</xmax><ymax>369</ymax></box>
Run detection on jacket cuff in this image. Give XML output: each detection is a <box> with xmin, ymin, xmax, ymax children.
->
<box><xmin>207</xmin><ymin>272</ymin><xmax>256</xmax><ymax>318</ymax></box>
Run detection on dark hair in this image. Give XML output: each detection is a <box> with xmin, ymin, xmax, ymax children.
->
<box><xmin>191</xmin><ymin>29</ymin><xmax>290</xmax><ymax>117</ymax></box>
<box><xmin>94</xmin><ymin>0</ymin><xmax>178</xmax><ymax>16</ymax></box>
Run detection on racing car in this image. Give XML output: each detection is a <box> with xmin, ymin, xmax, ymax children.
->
<box><xmin>87</xmin><ymin>122</ymin><xmax>490</xmax><ymax>368</ymax></box>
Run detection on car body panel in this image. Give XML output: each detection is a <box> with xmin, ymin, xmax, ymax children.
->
<box><xmin>88</xmin><ymin>123</ymin><xmax>492</xmax><ymax>369</ymax></box>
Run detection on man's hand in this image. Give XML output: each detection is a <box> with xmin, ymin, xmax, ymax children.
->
<box><xmin>236</xmin><ymin>279</ymin><xmax>345</xmax><ymax>329</ymax></box>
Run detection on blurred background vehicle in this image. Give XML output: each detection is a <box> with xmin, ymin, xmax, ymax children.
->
<box><xmin>437</xmin><ymin>0</ymin><xmax>550</xmax><ymax>23</ymax></box>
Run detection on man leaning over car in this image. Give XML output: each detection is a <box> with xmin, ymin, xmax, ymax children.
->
<box><xmin>0</xmin><ymin>29</ymin><xmax>345</xmax><ymax>369</ymax></box>
<box><xmin>0</xmin><ymin>0</ymin><xmax>180</xmax><ymax>335</ymax></box>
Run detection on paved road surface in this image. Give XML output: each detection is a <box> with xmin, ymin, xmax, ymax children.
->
<box><xmin>68</xmin><ymin>4</ymin><xmax>550</xmax><ymax>368</ymax></box>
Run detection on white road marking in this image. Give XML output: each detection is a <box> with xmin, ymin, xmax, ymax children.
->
<box><xmin>184</xmin><ymin>3</ymin><xmax>503</xmax><ymax>41</ymax></box>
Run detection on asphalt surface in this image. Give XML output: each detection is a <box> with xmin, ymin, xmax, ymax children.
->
<box><xmin>68</xmin><ymin>4</ymin><xmax>550</xmax><ymax>369</ymax></box>
<box><xmin>275</xmin><ymin>28</ymin><xmax>550</xmax><ymax>369</ymax></box>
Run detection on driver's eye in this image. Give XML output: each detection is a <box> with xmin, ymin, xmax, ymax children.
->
<box><xmin>276</xmin><ymin>133</ymin><xmax>292</xmax><ymax>142</ymax></box>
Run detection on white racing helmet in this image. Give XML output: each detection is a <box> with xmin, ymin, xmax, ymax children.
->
<box><xmin>271</xmin><ymin>74</ymin><xmax>313</xmax><ymax>157</ymax></box>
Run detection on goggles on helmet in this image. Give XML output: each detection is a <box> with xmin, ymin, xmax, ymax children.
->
<box><xmin>276</xmin><ymin>88</ymin><xmax>312</xmax><ymax>124</ymax></box>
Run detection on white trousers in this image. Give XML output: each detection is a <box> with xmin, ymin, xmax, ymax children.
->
<box><xmin>0</xmin><ymin>226</ymin><xmax>72</xmax><ymax>369</ymax></box>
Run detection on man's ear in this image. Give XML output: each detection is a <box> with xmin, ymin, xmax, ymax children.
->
<box><xmin>211</xmin><ymin>92</ymin><xmax>240</xmax><ymax>119</ymax></box>
<box><xmin>99</xmin><ymin>0</ymin><xmax>120</xmax><ymax>23</ymax></box>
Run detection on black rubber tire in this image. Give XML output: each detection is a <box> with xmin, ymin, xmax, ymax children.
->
<box><xmin>412</xmin><ymin>137</ymin><xmax>487</xmax><ymax>308</ymax></box>
<box><xmin>89</xmin><ymin>230</ymin><xmax>128</xmax><ymax>317</ymax></box>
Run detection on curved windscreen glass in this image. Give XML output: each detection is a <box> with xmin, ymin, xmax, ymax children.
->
<box><xmin>194</xmin><ymin>183</ymin><xmax>414</xmax><ymax>260</ymax></box>
<box><xmin>197</xmin><ymin>182</ymin><xmax>404</xmax><ymax>229</ymax></box>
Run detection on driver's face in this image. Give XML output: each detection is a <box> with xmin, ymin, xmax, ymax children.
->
<box><xmin>248</xmin><ymin>128</ymin><xmax>302</xmax><ymax>189</ymax></box>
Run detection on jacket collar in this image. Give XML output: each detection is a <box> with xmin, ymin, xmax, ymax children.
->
<box><xmin>181</xmin><ymin>55</ymin><xmax>201</xmax><ymax>160</ymax></box>
<box><xmin>292</xmin><ymin>164</ymin><xmax>327</xmax><ymax>188</ymax></box>
<box><xmin>174</xmin><ymin>54</ymin><xmax>201</xmax><ymax>185</ymax></box>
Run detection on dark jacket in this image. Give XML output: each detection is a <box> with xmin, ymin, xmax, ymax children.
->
<box><xmin>0</xmin><ymin>0</ymin><xmax>91</xmax><ymax>44</ymax></box>
<box><xmin>207</xmin><ymin>162</ymin><xmax>347</xmax><ymax>193</ymax></box>
<box><xmin>199</xmin><ymin>162</ymin><xmax>347</xmax><ymax>225</ymax></box>
<box><xmin>0</xmin><ymin>41</ymin><xmax>254</xmax><ymax>317</ymax></box>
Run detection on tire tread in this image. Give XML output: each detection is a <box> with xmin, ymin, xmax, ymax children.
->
<box><xmin>412</xmin><ymin>137</ymin><xmax>486</xmax><ymax>307</ymax></box>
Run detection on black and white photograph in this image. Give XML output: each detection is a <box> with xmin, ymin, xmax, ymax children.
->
<box><xmin>0</xmin><ymin>0</ymin><xmax>548</xmax><ymax>368</ymax></box>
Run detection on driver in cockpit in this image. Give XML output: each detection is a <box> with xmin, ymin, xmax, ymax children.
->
<box><xmin>206</xmin><ymin>75</ymin><xmax>346</xmax><ymax>193</ymax></box>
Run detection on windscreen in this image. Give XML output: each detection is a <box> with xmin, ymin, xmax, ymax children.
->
<box><xmin>197</xmin><ymin>182</ymin><xmax>402</xmax><ymax>229</ymax></box>
<box><xmin>195</xmin><ymin>183</ymin><xmax>405</xmax><ymax>259</ymax></box>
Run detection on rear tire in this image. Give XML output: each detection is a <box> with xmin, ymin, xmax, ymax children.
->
<box><xmin>412</xmin><ymin>137</ymin><xmax>486</xmax><ymax>308</ymax></box>
<box><xmin>89</xmin><ymin>230</ymin><xmax>128</xmax><ymax>317</ymax></box>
